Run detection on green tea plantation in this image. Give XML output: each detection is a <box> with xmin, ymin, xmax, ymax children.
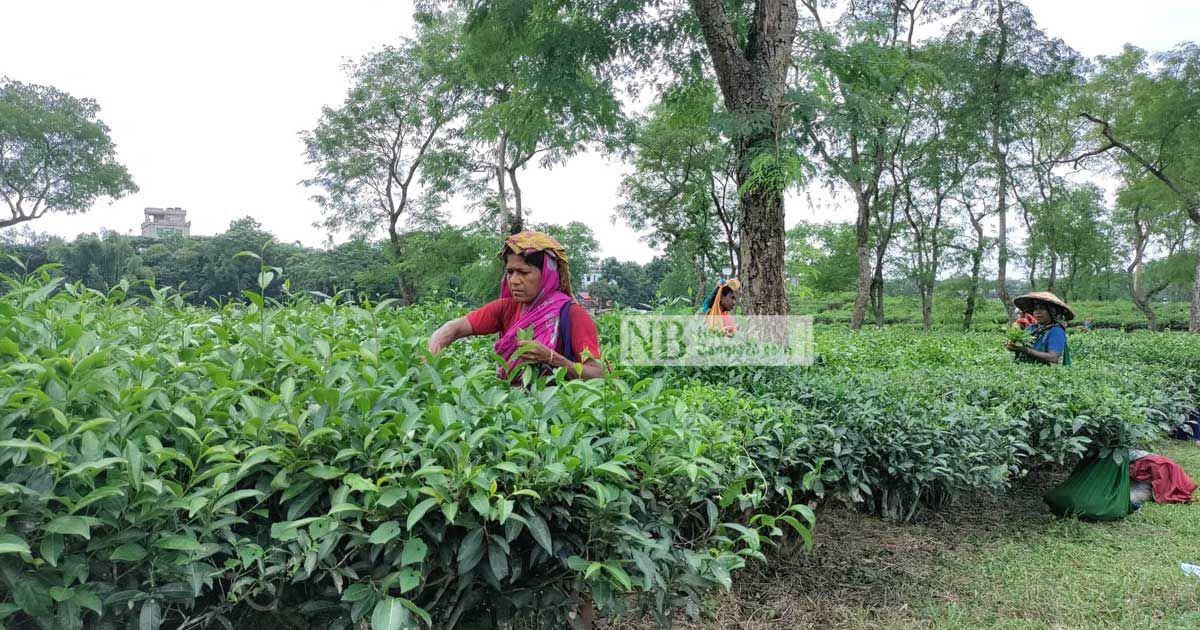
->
<box><xmin>1</xmin><ymin>271</ymin><xmax>1197</xmax><ymax>629</ymax></box>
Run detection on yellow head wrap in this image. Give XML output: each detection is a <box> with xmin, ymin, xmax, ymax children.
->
<box><xmin>499</xmin><ymin>231</ymin><xmax>573</xmax><ymax>295</ymax></box>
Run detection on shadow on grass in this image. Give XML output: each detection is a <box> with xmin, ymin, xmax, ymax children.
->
<box><xmin>608</xmin><ymin>442</ymin><xmax>1200</xmax><ymax>630</ymax></box>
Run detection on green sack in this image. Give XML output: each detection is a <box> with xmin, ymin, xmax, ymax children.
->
<box><xmin>1043</xmin><ymin>452</ymin><xmax>1131</xmax><ymax>521</ymax></box>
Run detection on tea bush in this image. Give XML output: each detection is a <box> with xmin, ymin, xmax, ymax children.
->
<box><xmin>791</xmin><ymin>292</ymin><xmax>1195</xmax><ymax>330</ymax></box>
<box><xmin>0</xmin><ymin>273</ymin><xmax>809</xmax><ymax>630</ymax></box>
<box><xmin>1</xmin><ymin>270</ymin><xmax>1197</xmax><ymax>629</ymax></box>
<box><xmin>669</xmin><ymin>327</ymin><xmax>1199</xmax><ymax>522</ymax></box>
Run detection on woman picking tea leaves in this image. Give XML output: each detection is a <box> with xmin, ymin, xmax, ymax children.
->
<box><xmin>1005</xmin><ymin>291</ymin><xmax>1072</xmax><ymax>366</ymax></box>
<box><xmin>427</xmin><ymin>231</ymin><xmax>604</xmax><ymax>381</ymax></box>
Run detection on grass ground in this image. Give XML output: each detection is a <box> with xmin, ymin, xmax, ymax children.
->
<box><xmin>611</xmin><ymin>442</ymin><xmax>1200</xmax><ymax>630</ymax></box>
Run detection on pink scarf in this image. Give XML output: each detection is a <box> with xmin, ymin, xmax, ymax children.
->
<box><xmin>494</xmin><ymin>252</ymin><xmax>571</xmax><ymax>378</ymax></box>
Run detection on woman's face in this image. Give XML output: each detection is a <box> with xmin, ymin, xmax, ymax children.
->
<box><xmin>1032</xmin><ymin>303</ymin><xmax>1051</xmax><ymax>325</ymax></box>
<box><xmin>505</xmin><ymin>253</ymin><xmax>542</xmax><ymax>304</ymax></box>
<box><xmin>720</xmin><ymin>288</ymin><xmax>737</xmax><ymax>312</ymax></box>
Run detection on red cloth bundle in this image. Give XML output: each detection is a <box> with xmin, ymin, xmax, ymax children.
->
<box><xmin>1129</xmin><ymin>455</ymin><xmax>1198</xmax><ymax>504</ymax></box>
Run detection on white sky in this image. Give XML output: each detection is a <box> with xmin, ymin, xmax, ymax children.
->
<box><xmin>2</xmin><ymin>0</ymin><xmax>1198</xmax><ymax>264</ymax></box>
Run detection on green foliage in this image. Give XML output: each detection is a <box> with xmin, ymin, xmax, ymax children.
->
<box><xmin>616</xmin><ymin>77</ymin><xmax>740</xmax><ymax>287</ymax></box>
<box><xmin>0</xmin><ymin>272</ymin><xmax>811</xmax><ymax>629</ymax></box>
<box><xmin>1084</xmin><ymin>44</ymin><xmax>1200</xmax><ymax>221</ymax></box>
<box><xmin>738</xmin><ymin>152</ymin><xmax>807</xmax><ymax>199</ymax></box>
<box><xmin>787</xmin><ymin>222</ymin><xmax>859</xmax><ymax>295</ymax></box>
<box><xmin>0</xmin><ymin>78</ymin><xmax>137</xmax><ymax>229</ymax></box>
<box><xmin>530</xmin><ymin>222</ymin><xmax>600</xmax><ymax>276</ymax></box>
<box><xmin>792</xmin><ymin>292</ymin><xmax>1196</xmax><ymax>331</ymax></box>
<box><xmin>301</xmin><ymin>22</ymin><xmax>464</xmax><ymax>249</ymax></box>
<box><xmin>593</xmin><ymin>256</ymin><xmax>673</xmax><ymax>310</ymax></box>
<box><xmin>0</xmin><ymin>221</ymin><xmax>510</xmax><ymax>308</ymax></box>
<box><xmin>673</xmin><ymin>326</ymin><xmax>1198</xmax><ymax>522</ymax></box>
<box><xmin>1005</xmin><ymin>325</ymin><xmax>1033</xmax><ymax>346</ymax></box>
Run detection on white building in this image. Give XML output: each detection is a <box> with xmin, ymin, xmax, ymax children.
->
<box><xmin>580</xmin><ymin>272</ymin><xmax>602</xmax><ymax>288</ymax></box>
<box><xmin>141</xmin><ymin>207</ymin><xmax>190</xmax><ymax>238</ymax></box>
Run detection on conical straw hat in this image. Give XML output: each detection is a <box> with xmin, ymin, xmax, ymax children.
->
<box><xmin>1014</xmin><ymin>291</ymin><xmax>1075</xmax><ymax>321</ymax></box>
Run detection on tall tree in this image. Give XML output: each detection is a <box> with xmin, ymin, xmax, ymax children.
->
<box><xmin>532</xmin><ymin>221</ymin><xmax>601</xmax><ymax>276</ymax></box>
<box><xmin>301</xmin><ymin>20</ymin><xmax>465</xmax><ymax>303</ymax></box>
<box><xmin>1008</xmin><ymin>57</ymin><xmax>1087</xmax><ymax>291</ymax></box>
<box><xmin>795</xmin><ymin>0</ymin><xmax>951</xmax><ymax>328</ymax></box>
<box><xmin>895</xmin><ymin>107</ymin><xmax>974</xmax><ymax>330</ymax></box>
<box><xmin>952</xmin><ymin>180</ymin><xmax>994</xmax><ymax>330</ymax></box>
<box><xmin>921</xmin><ymin>36</ymin><xmax>995</xmax><ymax>330</ymax></box>
<box><xmin>1115</xmin><ymin>173</ymin><xmax>1191</xmax><ymax>330</ymax></box>
<box><xmin>690</xmin><ymin>0</ymin><xmax>799</xmax><ymax>316</ymax></box>
<box><xmin>443</xmin><ymin>1</ymin><xmax>623</xmax><ymax>234</ymax></box>
<box><xmin>1071</xmin><ymin>44</ymin><xmax>1200</xmax><ymax>331</ymax></box>
<box><xmin>57</xmin><ymin>231</ymin><xmax>149</xmax><ymax>291</ymax></box>
<box><xmin>786</xmin><ymin>221</ymin><xmax>858</xmax><ymax>294</ymax></box>
<box><xmin>946</xmin><ymin>0</ymin><xmax>1075</xmax><ymax>321</ymax></box>
<box><xmin>0</xmin><ymin>78</ymin><xmax>137</xmax><ymax>229</ymax></box>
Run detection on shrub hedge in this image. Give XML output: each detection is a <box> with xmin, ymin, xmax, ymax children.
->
<box><xmin>0</xmin><ymin>272</ymin><xmax>1196</xmax><ymax>629</ymax></box>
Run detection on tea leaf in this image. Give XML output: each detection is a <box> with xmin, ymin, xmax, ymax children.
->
<box><xmin>0</xmin><ymin>534</ymin><xmax>31</xmax><ymax>556</ymax></box>
<box><xmin>46</xmin><ymin>515</ymin><xmax>91</xmax><ymax>539</ymax></box>
<box><xmin>368</xmin><ymin>521</ymin><xmax>402</xmax><ymax>545</ymax></box>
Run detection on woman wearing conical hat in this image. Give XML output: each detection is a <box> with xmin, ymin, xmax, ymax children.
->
<box><xmin>1006</xmin><ymin>291</ymin><xmax>1073</xmax><ymax>366</ymax></box>
<box><xmin>698</xmin><ymin>278</ymin><xmax>740</xmax><ymax>336</ymax></box>
<box><xmin>427</xmin><ymin>231</ymin><xmax>604</xmax><ymax>381</ymax></box>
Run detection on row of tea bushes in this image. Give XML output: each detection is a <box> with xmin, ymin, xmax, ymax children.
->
<box><xmin>0</xmin><ymin>275</ymin><xmax>809</xmax><ymax>630</ymax></box>
<box><xmin>2</xmin><ymin>273</ymin><xmax>1196</xmax><ymax>629</ymax></box>
<box><xmin>660</xmin><ymin>322</ymin><xmax>1200</xmax><ymax>522</ymax></box>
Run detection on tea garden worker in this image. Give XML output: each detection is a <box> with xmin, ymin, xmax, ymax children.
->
<box><xmin>427</xmin><ymin>231</ymin><xmax>604</xmax><ymax>381</ymax></box>
<box><xmin>699</xmin><ymin>278</ymin><xmax>740</xmax><ymax>336</ymax></box>
<box><xmin>1006</xmin><ymin>291</ymin><xmax>1073</xmax><ymax>366</ymax></box>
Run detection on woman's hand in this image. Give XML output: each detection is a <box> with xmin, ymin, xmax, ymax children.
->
<box><xmin>516</xmin><ymin>340</ymin><xmax>558</xmax><ymax>366</ymax></box>
<box><xmin>428</xmin><ymin>328</ymin><xmax>453</xmax><ymax>355</ymax></box>
<box><xmin>428</xmin><ymin>318</ymin><xmax>472</xmax><ymax>355</ymax></box>
<box><xmin>1005</xmin><ymin>341</ymin><xmax>1027</xmax><ymax>354</ymax></box>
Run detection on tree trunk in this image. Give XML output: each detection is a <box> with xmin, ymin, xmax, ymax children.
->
<box><xmin>495</xmin><ymin>133</ymin><xmax>510</xmax><ymax>234</ymax></box>
<box><xmin>1192</xmin><ymin>250</ymin><xmax>1200</xmax><ymax>334</ymax></box>
<box><xmin>921</xmin><ymin>285</ymin><xmax>933</xmax><ymax>331</ymax></box>
<box><xmin>386</xmin><ymin>221</ymin><xmax>416</xmax><ymax>305</ymax></box>
<box><xmin>737</xmin><ymin>183</ymin><xmax>790</xmax><ymax>315</ymax></box>
<box><xmin>993</xmin><ymin>157</ymin><xmax>1013</xmax><ymax>318</ymax></box>
<box><xmin>869</xmin><ymin>198</ymin><xmax>895</xmax><ymax>327</ymax></box>
<box><xmin>1126</xmin><ymin>215</ymin><xmax>1163</xmax><ymax>331</ymax></box>
<box><xmin>1127</xmin><ymin>240</ymin><xmax>1157</xmax><ymax>331</ymax></box>
<box><xmin>1064</xmin><ymin>252</ymin><xmax>1077</xmax><ymax>301</ymax></box>
<box><xmin>963</xmin><ymin>217</ymin><xmax>986</xmax><ymax>331</ymax></box>
<box><xmin>1047</xmin><ymin>251</ymin><xmax>1057</xmax><ymax>293</ymax></box>
<box><xmin>871</xmin><ymin>264</ymin><xmax>885</xmax><ymax>326</ymax></box>
<box><xmin>693</xmin><ymin>254</ymin><xmax>707</xmax><ymax>308</ymax></box>
<box><xmin>506</xmin><ymin>165</ymin><xmax>523</xmax><ymax>234</ymax></box>
<box><xmin>691</xmin><ymin>0</ymin><xmax>797</xmax><ymax>317</ymax></box>
<box><xmin>1130</xmin><ymin>274</ymin><xmax>1159</xmax><ymax>332</ymax></box>
<box><xmin>713</xmin><ymin>184</ymin><xmax>741</xmax><ymax>276</ymax></box>
<box><xmin>720</xmin><ymin>213</ymin><xmax>739</xmax><ymax>277</ymax></box>
<box><xmin>990</xmin><ymin>0</ymin><xmax>1014</xmax><ymax>321</ymax></box>
<box><xmin>850</xmin><ymin>194</ymin><xmax>873</xmax><ymax>329</ymax></box>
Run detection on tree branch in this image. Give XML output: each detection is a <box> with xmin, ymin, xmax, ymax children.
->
<box><xmin>689</xmin><ymin>0</ymin><xmax>747</xmax><ymax>100</ymax></box>
<box><xmin>1077</xmin><ymin>112</ymin><xmax>1200</xmax><ymax>223</ymax></box>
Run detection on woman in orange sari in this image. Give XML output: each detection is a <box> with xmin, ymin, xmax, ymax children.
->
<box><xmin>699</xmin><ymin>278</ymin><xmax>740</xmax><ymax>336</ymax></box>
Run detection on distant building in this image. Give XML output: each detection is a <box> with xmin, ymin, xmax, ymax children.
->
<box><xmin>580</xmin><ymin>272</ymin><xmax>602</xmax><ymax>288</ymax></box>
<box><xmin>141</xmin><ymin>207</ymin><xmax>190</xmax><ymax>238</ymax></box>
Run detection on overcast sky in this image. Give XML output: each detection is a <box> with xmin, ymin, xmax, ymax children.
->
<box><xmin>2</xmin><ymin>1</ymin><xmax>1198</xmax><ymax>263</ymax></box>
